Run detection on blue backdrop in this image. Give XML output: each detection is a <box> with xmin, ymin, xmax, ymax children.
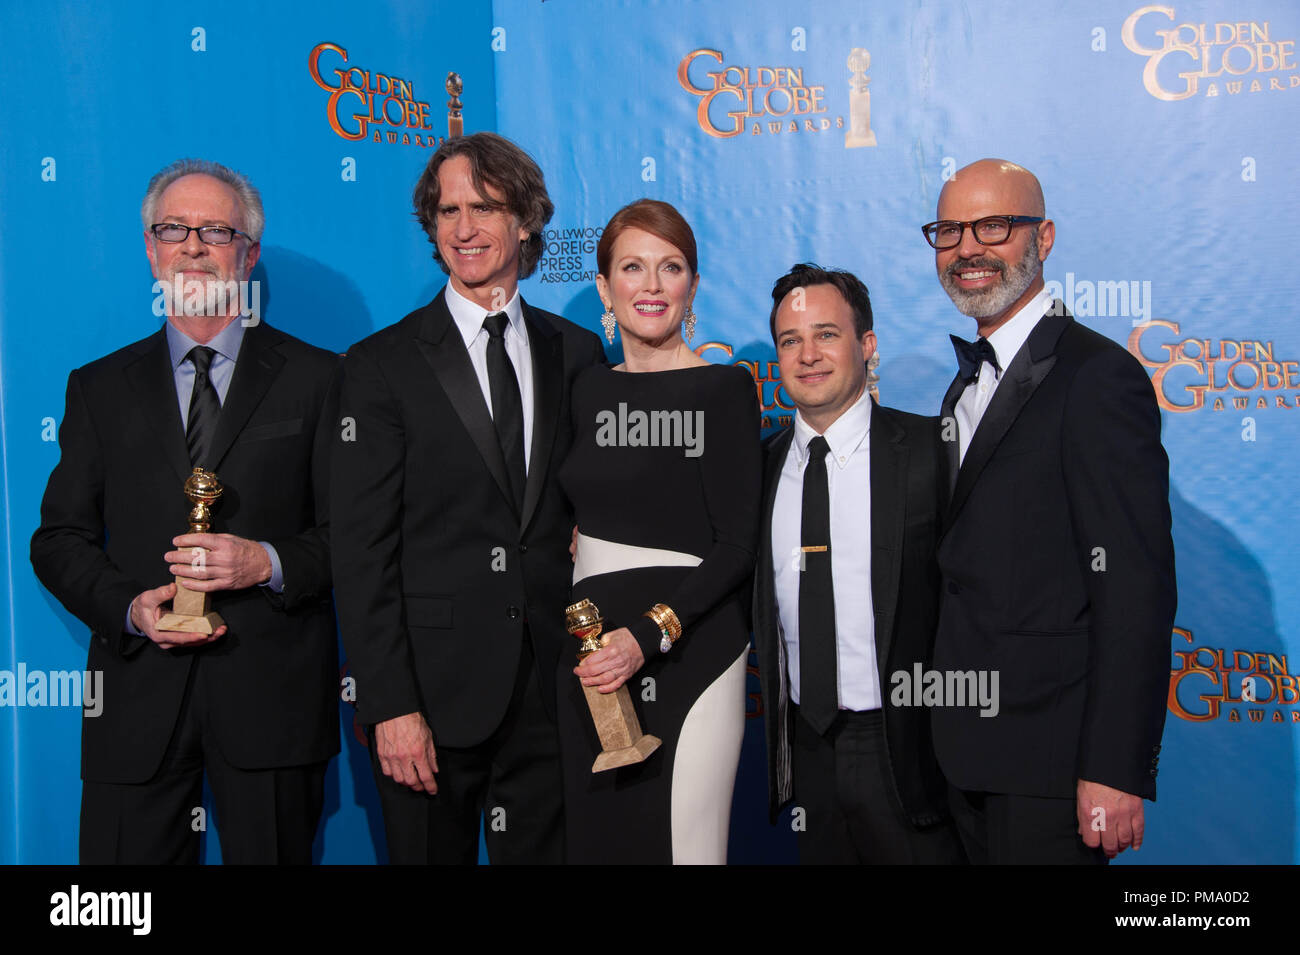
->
<box><xmin>2</xmin><ymin>0</ymin><xmax>1296</xmax><ymax>864</ymax></box>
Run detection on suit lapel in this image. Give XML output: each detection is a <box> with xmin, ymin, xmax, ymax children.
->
<box><xmin>125</xmin><ymin>328</ymin><xmax>192</xmax><ymax>485</ymax></box>
<box><xmin>938</xmin><ymin>373</ymin><xmax>964</xmax><ymax>499</ymax></box>
<box><xmin>414</xmin><ymin>289</ymin><xmax>517</xmax><ymax>518</ymax></box>
<box><xmin>208</xmin><ymin>322</ymin><xmax>286</xmax><ymax>472</ymax></box>
<box><xmin>868</xmin><ymin>401</ymin><xmax>905</xmax><ymax>673</ymax></box>
<box><xmin>520</xmin><ymin>300</ymin><xmax>562</xmax><ymax>534</ymax></box>
<box><xmin>759</xmin><ymin>428</ymin><xmax>794</xmax><ymax>585</ymax></box>
<box><xmin>946</xmin><ymin>309</ymin><xmax>1070</xmax><ymax>524</ymax></box>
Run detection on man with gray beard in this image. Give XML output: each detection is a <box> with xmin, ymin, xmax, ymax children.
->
<box><xmin>923</xmin><ymin>159</ymin><xmax>1176</xmax><ymax>864</ymax></box>
<box><xmin>31</xmin><ymin>158</ymin><xmax>340</xmax><ymax>863</ymax></box>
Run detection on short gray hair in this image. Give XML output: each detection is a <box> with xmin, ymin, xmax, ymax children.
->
<box><xmin>141</xmin><ymin>158</ymin><xmax>265</xmax><ymax>241</ymax></box>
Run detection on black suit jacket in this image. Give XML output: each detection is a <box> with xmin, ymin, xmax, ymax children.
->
<box><xmin>753</xmin><ymin>398</ymin><xmax>950</xmax><ymax>827</ymax></box>
<box><xmin>932</xmin><ymin>305</ymin><xmax>1176</xmax><ymax>800</ymax></box>
<box><xmin>330</xmin><ymin>289</ymin><xmax>605</xmax><ymax>748</ymax></box>
<box><xmin>30</xmin><ymin>321</ymin><xmax>341</xmax><ymax>784</ymax></box>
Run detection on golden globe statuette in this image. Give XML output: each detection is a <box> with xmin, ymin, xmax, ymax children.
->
<box><xmin>845</xmin><ymin>47</ymin><xmax>878</xmax><ymax>148</ymax></box>
<box><xmin>446</xmin><ymin>72</ymin><xmax>464</xmax><ymax>138</ymax></box>
<box><xmin>156</xmin><ymin>467</ymin><xmax>226</xmax><ymax>634</ymax></box>
<box><xmin>565</xmin><ymin>598</ymin><xmax>661</xmax><ymax>772</ymax></box>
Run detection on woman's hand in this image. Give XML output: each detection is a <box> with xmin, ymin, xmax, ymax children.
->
<box><xmin>574</xmin><ymin>627</ymin><xmax>645</xmax><ymax>693</ymax></box>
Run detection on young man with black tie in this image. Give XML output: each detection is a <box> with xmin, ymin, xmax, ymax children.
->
<box><xmin>753</xmin><ymin>263</ymin><xmax>964</xmax><ymax>864</ymax></box>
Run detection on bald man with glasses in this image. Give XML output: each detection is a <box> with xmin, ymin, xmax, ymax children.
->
<box><xmin>32</xmin><ymin>158</ymin><xmax>341</xmax><ymax>864</ymax></box>
<box><xmin>922</xmin><ymin>158</ymin><xmax>1176</xmax><ymax>864</ymax></box>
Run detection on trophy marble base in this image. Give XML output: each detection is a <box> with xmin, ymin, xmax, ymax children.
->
<box><xmin>155</xmin><ymin>610</ymin><xmax>225</xmax><ymax>634</ymax></box>
<box><xmin>156</xmin><ymin>575</ymin><xmax>224</xmax><ymax>634</ymax></box>
<box><xmin>582</xmin><ymin>683</ymin><xmax>662</xmax><ymax>773</ymax></box>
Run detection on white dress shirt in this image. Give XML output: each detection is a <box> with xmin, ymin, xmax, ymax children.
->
<box><xmin>445</xmin><ymin>283</ymin><xmax>535</xmax><ymax>471</ymax></box>
<box><xmin>955</xmin><ymin>287</ymin><xmax>1052</xmax><ymax>464</ymax></box>
<box><xmin>771</xmin><ymin>387</ymin><xmax>880</xmax><ymax>711</ymax></box>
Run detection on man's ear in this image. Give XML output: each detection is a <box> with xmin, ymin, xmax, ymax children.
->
<box><xmin>860</xmin><ymin>330</ymin><xmax>878</xmax><ymax>363</ymax></box>
<box><xmin>144</xmin><ymin>231</ymin><xmax>160</xmax><ymax>279</ymax></box>
<box><xmin>242</xmin><ymin>241</ymin><xmax>261</xmax><ymax>280</ymax></box>
<box><xmin>1036</xmin><ymin>219</ymin><xmax>1055</xmax><ymax>263</ymax></box>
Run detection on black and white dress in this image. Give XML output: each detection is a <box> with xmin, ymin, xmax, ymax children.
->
<box><xmin>557</xmin><ymin>362</ymin><xmax>761</xmax><ymax>864</ymax></box>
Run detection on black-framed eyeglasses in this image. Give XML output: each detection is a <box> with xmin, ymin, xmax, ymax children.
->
<box><xmin>920</xmin><ymin>215</ymin><xmax>1044</xmax><ymax>250</ymax></box>
<box><xmin>150</xmin><ymin>223</ymin><xmax>254</xmax><ymax>246</ymax></box>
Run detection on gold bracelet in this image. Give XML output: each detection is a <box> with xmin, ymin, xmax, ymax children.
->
<box><xmin>645</xmin><ymin>603</ymin><xmax>683</xmax><ymax>654</ymax></box>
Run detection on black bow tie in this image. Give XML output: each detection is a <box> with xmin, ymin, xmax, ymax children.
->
<box><xmin>950</xmin><ymin>334</ymin><xmax>1001</xmax><ymax>384</ymax></box>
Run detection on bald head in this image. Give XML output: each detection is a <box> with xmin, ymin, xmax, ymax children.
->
<box><xmin>938</xmin><ymin>159</ymin><xmax>1045</xmax><ymax>219</ymax></box>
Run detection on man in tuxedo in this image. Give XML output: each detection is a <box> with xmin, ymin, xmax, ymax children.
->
<box><xmin>331</xmin><ymin>132</ymin><xmax>604</xmax><ymax>864</ymax></box>
<box><xmin>31</xmin><ymin>159</ymin><xmax>340</xmax><ymax>863</ymax></box>
<box><xmin>753</xmin><ymin>263</ymin><xmax>964</xmax><ymax>864</ymax></box>
<box><xmin>925</xmin><ymin>159</ymin><xmax>1176</xmax><ymax>863</ymax></box>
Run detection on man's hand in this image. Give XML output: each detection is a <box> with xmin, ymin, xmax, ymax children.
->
<box><xmin>574</xmin><ymin>627</ymin><xmax>644</xmax><ymax>693</ymax></box>
<box><xmin>1077</xmin><ymin>778</ymin><xmax>1145</xmax><ymax>858</ymax></box>
<box><xmin>167</xmin><ymin>533</ymin><xmax>272</xmax><ymax>592</ymax></box>
<box><xmin>375</xmin><ymin>712</ymin><xmax>439</xmax><ymax>794</ymax></box>
<box><xmin>130</xmin><ymin>583</ymin><xmax>226</xmax><ymax>650</ymax></box>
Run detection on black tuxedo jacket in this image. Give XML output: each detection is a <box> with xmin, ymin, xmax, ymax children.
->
<box><xmin>932</xmin><ymin>306</ymin><xmax>1176</xmax><ymax>801</ymax></box>
<box><xmin>753</xmin><ymin>399</ymin><xmax>950</xmax><ymax>827</ymax></box>
<box><xmin>330</xmin><ymin>289</ymin><xmax>605</xmax><ymax>748</ymax></box>
<box><xmin>31</xmin><ymin>321</ymin><xmax>341</xmax><ymax>784</ymax></box>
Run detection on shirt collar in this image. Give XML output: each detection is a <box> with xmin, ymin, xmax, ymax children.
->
<box><xmin>445</xmin><ymin>282</ymin><xmax>525</xmax><ymax>349</ymax></box>
<box><xmin>165</xmin><ymin>318</ymin><xmax>247</xmax><ymax>371</ymax></box>
<box><xmin>792</xmin><ymin>385</ymin><xmax>872</xmax><ymax>468</ymax></box>
<box><xmin>982</xmin><ymin>286</ymin><xmax>1053</xmax><ymax>378</ymax></box>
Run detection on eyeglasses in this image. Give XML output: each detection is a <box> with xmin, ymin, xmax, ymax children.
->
<box><xmin>150</xmin><ymin>223</ymin><xmax>254</xmax><ymax>246</ymax></box>
<box><xmin>920</xmin><ymin>215</ymin><xmax>1044</xmax><ymax>250</ymax></box>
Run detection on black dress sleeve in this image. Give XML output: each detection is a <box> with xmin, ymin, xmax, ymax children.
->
<box><xmin>627</xmin><ymin>366</ymin><xmax>762</xmax><ymax>658</ymax></box>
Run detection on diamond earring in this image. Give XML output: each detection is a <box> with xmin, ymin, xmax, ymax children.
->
<box><xmin>682</xmin><ymin>306</ymin><xmax>697</xmax><ymax>344</ymax></box>
<box><xmin>600</xmin><ymin>306</ymin><xmax>617</xmax><ymax>344</ymax></box>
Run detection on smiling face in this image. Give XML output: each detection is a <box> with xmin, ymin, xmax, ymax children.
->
<box><xmin>434</xmin><ymin>154</ymin><xmax>529</xmax><ymax>308</ymax></box>
<box><xmin>144</xmin><ymin>173</ymin><xmax>259</xmax><ymax>326</ymax></box>
<box><xmin>935</xmin><ymin>159</ymin><xmax>1055</xmax><ymax>334</ymax></box>
<box><xmin>596</xmin><ymin>227</ymin><xmax>699</xmax><ymax>348</ymax></box>
<box><xmin>774</xmin><ymin>282</ymin><xmax>876</xmax><ymax>433</ymax></box>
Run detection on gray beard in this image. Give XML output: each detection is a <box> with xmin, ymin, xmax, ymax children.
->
<box><xmin>939</xmin><ymin>232</ymin><xmax>1040</xmax><ymax>319</ymax></box>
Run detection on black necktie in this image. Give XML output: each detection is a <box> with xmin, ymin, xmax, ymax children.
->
<box><xmin>483</xmin><ymin>312</ymin><xmax>525</xmax><ymax>512</ymax></box>
<box><xmin>798</xmin><ymin>435</ymin><xmax>838</xmax><ymax>734</ymax></box>
<box><xmin>950</xmin><ymin>334</ymin><xmax>1001</xmax><ymax>385</ymax></box>
<box><xmin>185</xmin><ymin>345</ymin><xmax>221</xmax><ymax>468</ymax></box>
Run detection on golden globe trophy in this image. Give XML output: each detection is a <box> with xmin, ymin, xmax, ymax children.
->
<box><xmin>845</xmin><ymin>47</ymin><xmax>878</xmax><ymax>148</ymax></box>
<box><xmin>446</xmin><ymin>72</ymin><xmax>464</xmax><ymax>138</ymax></box>
<box><xmin>564</xmin><ymin>598</ymin><xmax>661</xmax><ymax>772</ymax></box>
<box><xmin>156</xmin><ymin>467</ymin><xmax>226</xmax><ymax>634</ymax></box>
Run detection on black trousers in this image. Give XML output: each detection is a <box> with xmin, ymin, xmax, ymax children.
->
<box><xmin>80</xmin><ymin>659</ymin><xmax>326</xmax><ymax>865</ymax></box>
<box><xmin>368</xmin><ymin>638</ymin><xmax>564</xmax><ymax>865</ymax></box>
<box><xmin>947</xmin><ymin>786</ymin><xmax>1108</xmax><ymax>865</ymax></box>
<box><xmin>792</xmin><ymin>706</ymin><xmax>965</xmax><ymax>865</ymax></box>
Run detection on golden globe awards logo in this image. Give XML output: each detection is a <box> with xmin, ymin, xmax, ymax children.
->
<box><xmin>677</xmin><ymin>49</ymin><xmax>847</xmax><ymax>140</ymax></box>
<box><xmin>1121</xmin><ymin>5</ymin><xmax>1300</xmax><ymax>100</ymax></box>
<box><xmin>1128</xmin><ymin>321</ymin><xmax>1300</xmax><ymax>412</ymax></box>
<box><xmin>1169</xmin><ymin>627</ymin><xmax>1298</xmax><ymax>724</ymax></box>
<box><xmin>308</xmin><ymin>42</ymin><xmax>445</xmax><ymax>146</ymax></box>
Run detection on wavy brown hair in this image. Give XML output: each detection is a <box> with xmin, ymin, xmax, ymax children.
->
<box><xmin>413</xmin><ymin>132</ymin><xmax>554</xmax><ymax>278</ymax></box>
